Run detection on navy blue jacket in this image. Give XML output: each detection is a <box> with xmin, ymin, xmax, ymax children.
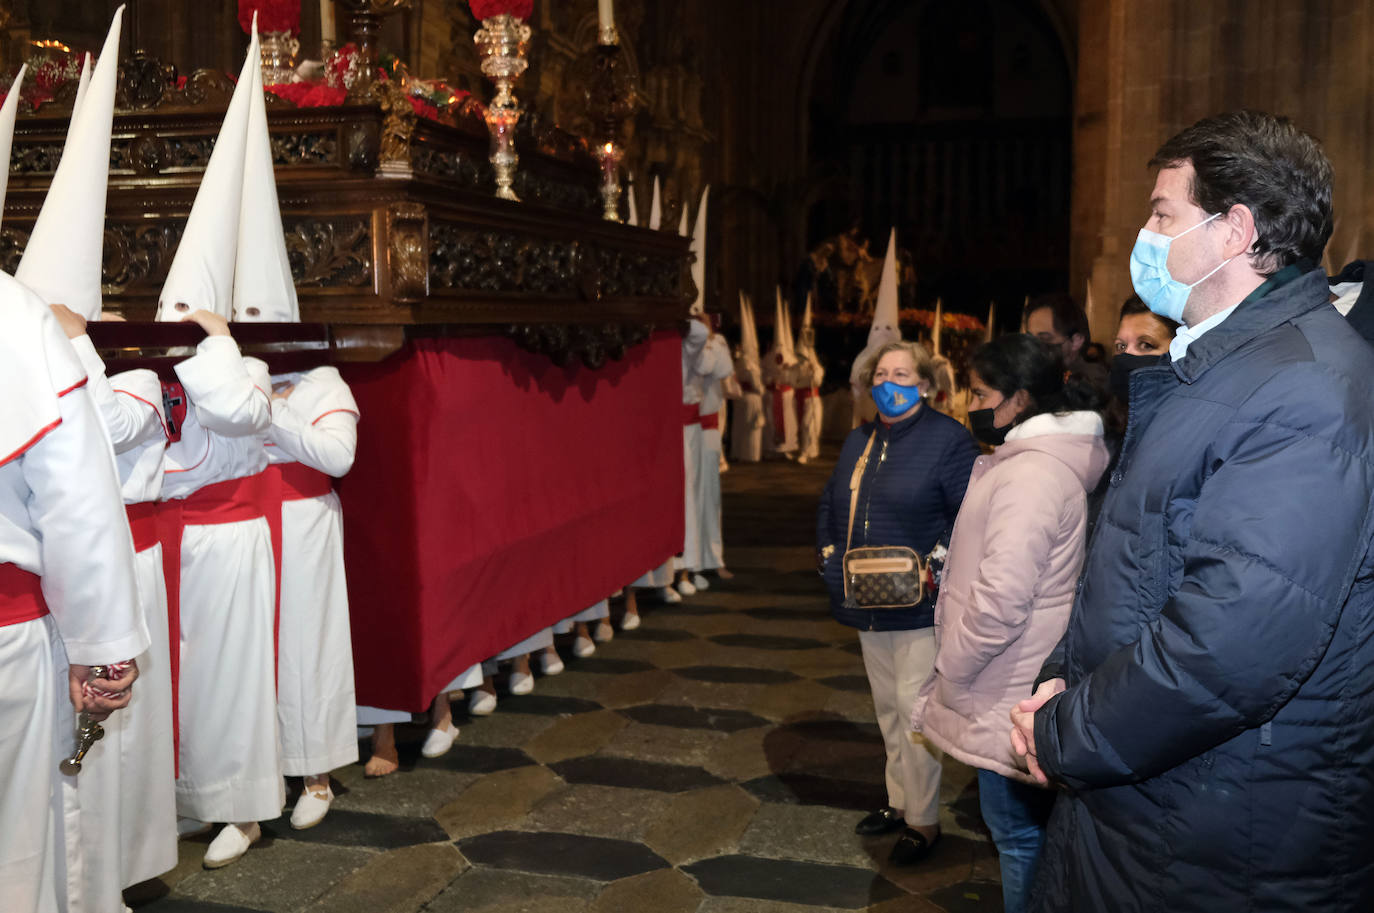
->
<box><xmin>1031</xmin><ymin>267</ymin><xmax>1374</xmax><ymax>912</ymax></box>
<box><xmin>817</xmin><ymin>405</ymin><xmax>978</xmax><ymax>631</ymax></box>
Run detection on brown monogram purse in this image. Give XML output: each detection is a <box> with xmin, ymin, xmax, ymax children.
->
<box><xmin>841</xmin><ymin>431</ymin><xmax>927</xmax><ymax>609</ymax></box>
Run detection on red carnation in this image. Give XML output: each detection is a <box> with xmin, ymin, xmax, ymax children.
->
<box><xmin>238</xmin><ymin>0</ymin><xmax>302</xmax><ymax>36</ymax></box>
<box><xmin>469</xmin><ymin>0</ymin><xmax>533</xmax><ymax>22</ymax></box>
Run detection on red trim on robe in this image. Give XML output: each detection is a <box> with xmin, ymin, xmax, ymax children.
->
<box><xmin>310</xmin><ymin>408</ymin><xmax>360</xmax><ymax>426</ymax></box>
<box><xmin>0</xmin><ymin>417</ymin><xmax>62</xmax><ymax>468</ymax></box>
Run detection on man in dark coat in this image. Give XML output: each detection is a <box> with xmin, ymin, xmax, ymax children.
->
<box><xmin>1010</xmin><ymin>111</ymin><xmax>1374</xmax><ymax>911</ymax></box>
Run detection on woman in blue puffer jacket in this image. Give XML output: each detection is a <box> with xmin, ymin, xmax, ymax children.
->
<box><xmin>817</xmin><ymin>339</ymin><xmax>980</xmax><ymax>866</ymax></box>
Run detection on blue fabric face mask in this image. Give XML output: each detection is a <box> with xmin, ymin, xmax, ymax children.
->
<box><xmin>872</xmin><ymin>381</ymin><xmax>923</xmax><ymax>418</ymax></box>
<box><xmin>1129</xmin><ymin>213</ymin><xmax>1233</xmax><ymax>323</ymax></box>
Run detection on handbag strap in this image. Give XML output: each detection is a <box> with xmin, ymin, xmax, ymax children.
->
<box><xmin>845</xmin><ymin>431</ymin><xmax>877</xmax><ymax>552</ymax></box>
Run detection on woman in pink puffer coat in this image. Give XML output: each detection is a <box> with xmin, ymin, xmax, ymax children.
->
<box><xmin>910</xmin><ymin>334</ymin><xmax>1108</xmax><ymax>913</ymax></box>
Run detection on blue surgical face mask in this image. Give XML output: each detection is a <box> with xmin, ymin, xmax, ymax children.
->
<box><xmin>872</xmin><ymin>381</ymin><xmax>923</xmax><ymax>418</ymax></box>
<box><xmin>1129</xmin><ymin>213</ymin><xmax>1233</xmax><ymax>323</ymax></box>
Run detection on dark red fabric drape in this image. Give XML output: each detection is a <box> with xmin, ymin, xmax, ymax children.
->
<box><xmin>338</xmin><ymin>331</ymin><xmax>683</xmax><ymax>711</ymax></box>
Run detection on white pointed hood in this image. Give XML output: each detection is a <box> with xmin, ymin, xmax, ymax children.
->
<box><xmin>0</xmin><ymin>66</ymin><xmax>29</xmax><ymax>224</ymax></box>
<box><xmin>797</xmin><ymin>291</ymin><xmax>817</xmax><ymax>356</ymax></box>
<box><xmin>986</xmin><ymin>301</ymin><xmax>996</xmax><ymax>342</ymax></box>
<box><xmin>770</xmin><ymin>287</ymin><xmax>796</xmax><ymax>366</ymax></box>
<box><xmin>738</xmin><ymin>291</ymin><xmax>759</xmax><ymax>364</ymax></box>
<box><xmin>688</xmin><ymin>185</ymin><xmax>708</xmax><ymax>316</ymax></box>
<box><xmin>850</xmin><ymin>228</ymin><xmax>902</xmax><ymax>388</ymax></box>
<box><xmin>626</xmin><ymin>173</ymin><xmax>638</xmax><ymax>226</ymax></box>
<box><xmin>233</xmin><ymin>21</ymin><xmax>298</xmax><ymax>323</ymax></box>
<box><xmin>15</xmin><ymin>10</ymin><xmax>122</xmax><ymax>319</ymax></box>
<box><xmin>156</xmin><ymin>19</ymin><xmax>260</xmax><ymax>320</ymax></box>
<box><xmin>72</xmin><ymin>53</ymin><xmax>91</xmax><ymax>117</ymax></box>
<box><xmin>677</xmin><ymin>194</ymin><xmax>689</xmax><ymax>238</ymax></box>
<box><xmin>648</xmin><ymin>175</ymin><xmax>662</xmax><ymax>231</ymax></box>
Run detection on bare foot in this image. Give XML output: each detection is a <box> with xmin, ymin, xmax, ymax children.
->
<box><xmin>716</xmin><ymin>568</ymin><xmax>735</xmax><ymax>579</ymax></box>
<box><xmin>364</xmin><ymin>724</ymin><xmax>399</xmax><ymax>778</ymax></box>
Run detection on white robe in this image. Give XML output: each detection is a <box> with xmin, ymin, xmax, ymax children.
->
<box><xmin>68</xmin><ymin>336</ymin><xmax>178</xmax><ymax>890</ymax></box>
<box><xmin>679</xmin><ymin>323</ymin><xmax>710</xmax><ymax>571</ymax></box>
<box><xmin>729</xmin><ymin>357</ymin><xmax>764</xmax><ymax>463</ymax></box>
<box><xmin>267</xmin><ymin>367</ymin><xmax>361</xmax><ymax>777</ymax></box>
<box><xmin>695</xmin><ymin>335</ymin><xmax>734</xmax><ymax>571</ymax></box>
<box><xmin>163</xmin><ymin>335</ymin><xmax>282</xmax><ymax>824</ymax></box>
<box><xmin>0</xmin><ymin>287</ymin><xmax>147</xmax><ymax>913</ymax></box>
<box><xmin>763</xmin><ymin>350</ymin><xmax>798</xmax><ymax>456</ymax></box>
<box><xmin>794</xmin><ymin>349</ymin><xmax>825</xmax><ymax>461</ymax></box>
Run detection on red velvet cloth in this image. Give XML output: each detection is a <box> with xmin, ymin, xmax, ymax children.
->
<box><xmin>338</xmin><ymin>331</ymin><xmax>683</xmax><ymax>711</ymax></box>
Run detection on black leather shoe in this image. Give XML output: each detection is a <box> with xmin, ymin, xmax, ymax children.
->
<box><xmin>888</xmin><ymin>827</ymin><xmax>941</xmax><ymax>866</ymax></box>
<box><xmin>855</xmin><ymin>806</ymin><xmax>906</xmax><ymax>836</ymax></box>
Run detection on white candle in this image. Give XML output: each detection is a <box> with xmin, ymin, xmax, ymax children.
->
<box><xmin>320</xmin><ymin>0</ymin><xmax>336</xmax><ymax>44</ymax></box>
<box><xmin>598</xmin><ymin>0</ymin><xmax>615</xmax><ymax>35</ymax></box>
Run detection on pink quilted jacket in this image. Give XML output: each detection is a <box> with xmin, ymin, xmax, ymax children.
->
<box><xmin>910</xmin><ymin>411</ymin><xmax>1109</xmax><ymax>783</ymax></box>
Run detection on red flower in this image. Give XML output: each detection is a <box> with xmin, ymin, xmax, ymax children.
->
<box><xmin>469</xmin><ymin>0</ymin><xmax>533</xmax><ymax>21</ymax></box>
<box><xmin>238</xmin><ymin>0</ymin><xmax>302</xmax><ymax>36</ymax></box>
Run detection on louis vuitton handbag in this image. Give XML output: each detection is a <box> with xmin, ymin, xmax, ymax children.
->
<box><xmin>841</xmin><ymin>432</ymin><xmax>927</xmax><ymax>609</ymax></box>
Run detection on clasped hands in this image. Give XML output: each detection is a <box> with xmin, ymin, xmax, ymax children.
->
<box><xmin>69</xmin><ymin>660</ymin><xmax>139</xmax><ymax>722</ymax></box>
<box><xmin>1010</xmin><ymin>677</ymin><xmax>1065</xmax><ymax>786</ymax></box>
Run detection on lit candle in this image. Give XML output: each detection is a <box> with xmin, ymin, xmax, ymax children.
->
<box><xmin>320</xmin><ymin>0</ymin><xmax>336</xmax><ymax>45</ymax></box>
<box><xmin>598</xmin><ymin>0</ymin><xmax>615</xmax><ymax>38</ymax></box>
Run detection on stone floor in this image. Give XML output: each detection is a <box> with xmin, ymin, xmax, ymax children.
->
<box><xmin>127</xmin><ymin>449</ymin><xmax>1002</xmax><ymax>913</ymax></box>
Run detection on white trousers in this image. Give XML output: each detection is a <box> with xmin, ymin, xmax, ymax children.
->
<box><xmin>730</xmin><ymin>394</ymin><xmax>763</xmax><ymax>463</ymax></box>
<box><xmin>79</xmin><ymin>544</ymin><xmax>177</xmax><ymax>895</ymax></box>
<box><xmin>859</xmin><ymin>628</ymin><xmax>942</xmax><ymax>826</ymax></box>
<box><xmin>632</xmin><ymin>558</ymin><xmax>675</xmax><ymax>589</ymax></box>
<box><xmin>0</xmin><ymin>616</ymin><xmax>64</xmax><ymax>913</ymax></box>
<box><xmin>175</xmin><ymin>518</ymin><xmax>284</xmax><ymax>823</ymax></box>
<box><xmin>277</xmin><ymin>493</ymin><xmax>359</xmax><ymax>777</ymax></box>
<box><xmin>483</xmin><ymin>627</ymin><xmax>555</xmax><ymax>673</ymax></box>
<box><xmin>553</xmin><ymin>600</ymin><xmax>609</xmax><ymax>634</ymax></box>
<box><xmin>681</xmin><ymin>424</ymin><xmax>703</xmax><ymax>570</ymax></box>
<box><xmin>696</xmin><ymin>429</ymin><xmax>724</xmax><ymax>570</ymax></box>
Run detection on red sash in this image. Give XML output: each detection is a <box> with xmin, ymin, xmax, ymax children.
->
<box><xmin>159</xmin><ymin>471</ymin><xmax>283</xmax><ymax>777</ymax></box>
<box><xmin>683</xmin><ymin>403</ymin><xmax>702</xmax><ymax>426</ymax></box>
<box><xmin>0</xmin><ymin>564</ymin><xmax>48</xmax><ymax>627</ymax></box>
<box><xmin>768</xmin><ymin>385</ymin><xmax>793</xmax><ymax>442</ymax></box>
<box><xmin>700</xmin><ymin>412</ymin><xmax>720</xmax><ymax>431</ymax></box>
<box><xmin>796</xmin><ymin>387</ymin><xmax>820</xmax><ymax>400</ymax></box>
<box><xmin>272</xmin><ymin>462</ymin><xmax>333</xmax><ymax>501</ymax></box>
<box><xmin>125</xmin><ymin>501</ymin><xmax>160</xmax><ymax>553</ymax></box>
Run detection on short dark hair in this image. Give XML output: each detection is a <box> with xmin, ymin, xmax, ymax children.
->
<box><xmin>971</xmin><ymin>333</ymin><xmax>1104</xmax><ymax>424</ymax></box>
<box><xmin>1025</xmin><ymin>293</ymin><xmax>1090</xmax><ymax>350</ymax></box>
<box><xmin>1119</xmin><ymin>294</ymin><xmax>1180</xmax><ymax>336</ymax></box>
<box><xmin>1149</xmin><ymin>111</ymin><xmax>1333</xmax><ymax>275</ymax></box>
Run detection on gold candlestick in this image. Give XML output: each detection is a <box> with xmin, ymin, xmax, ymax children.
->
<box><xmin>474</xmin><ymin>13</ymin><xmax>532</xmax><ymax>202</ymax></box>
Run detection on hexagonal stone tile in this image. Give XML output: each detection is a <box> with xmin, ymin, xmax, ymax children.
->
<box><xmin>457</xmin><ymin>830</ymin><xmax>670</xmax><ymax>881</ymax></box>
<box><xmin>617</xmin><ymin>703</ymin><xmax>769</xmax><ymax>732</ymax></box>
<box><xmin>674</xmin><ymin>665</ymin><xmax>801</xmax><ymax>685</ymax></box>
<box><xmin>682</xmin><ymin>854</ymin><xmax>905</xmax><ymax>907</ymax></box>
<box><xmin>708</xmin><ymin>633</ymin><xmax>830</xmax><ymax>650</ymax></box>
<box><xmin>550</xmin><ymin>756</ymin><xmax>726</xmax><ymax>793</ymax></box>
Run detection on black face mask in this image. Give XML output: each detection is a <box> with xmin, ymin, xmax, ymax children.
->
<box><xmin>969</xmin><ymin>408</ymin><xmax>1009</xmax><ymax>447</ymax></box>
<box><xmin>1109</xmin><ymin>353</ymin><xmax>1163</xmax><ymax>403</ymax></box>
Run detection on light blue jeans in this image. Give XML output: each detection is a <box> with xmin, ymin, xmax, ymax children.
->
<box><xmin>977</xmin><ymin>769</ymin><xmax>1056</xmax><ymax>913</ymax></box>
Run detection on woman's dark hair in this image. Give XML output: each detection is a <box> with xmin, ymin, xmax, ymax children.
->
<box><xmin>1149</xmin><ymin>111</ymin><xmax>1333</xmax><ymax>275</ymax></box>
<box><xmin>971</xmin><ymin>333</ymin><xmax>1105</xmax><ymax>424</ymax></box>
<box><xmin>1119</xmin><ymin>294</ymin><xmax>1180</xmax><ymax>336</ymax></box>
